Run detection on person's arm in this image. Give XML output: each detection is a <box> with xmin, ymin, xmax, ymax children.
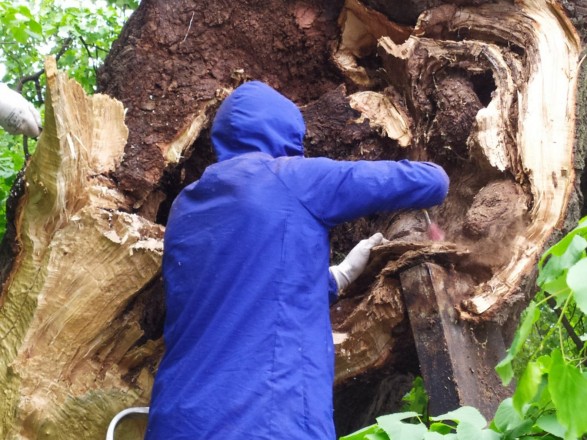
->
<box><xmin>275</xmin><ymin>156</ymin><xmax>449</xmax><ymax>228</ymax></box>
<box><xmin>0</xmin><ymin>83</ymin><xmax>42</xmax><ymax>137</ymax></box>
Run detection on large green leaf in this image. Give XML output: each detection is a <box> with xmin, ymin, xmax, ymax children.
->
<box><xmin>539</xmin><ymin>221</ymin><xmax>587</xmax><ymax>269</ymax></box>
<box><xmin>536</xmin><ymin>414</ymin><xmax>566</xmax><ymax>439</ymax></box>
<box><xmin>537</xmin><ymin>235</ymin><xmax>587</xmax><ymax>286</ymax></box>
<box><xmin>376</xmin><ymin>412</ymin><xmax>426</xmax><ymax>440</ymax></box>
<box><xmin>430</xmin><ymin>407</ymin><xmax>487</xmax><ymax>430</ymax></box>
<box><xmin>377</xmin><ymin>420</ymin><xmax>427</xmax><ymax>440</ymax></box>
<box><xmin>512</xmin><ymin>361</ymin><xmax>544</xmax><ymax>413</ymax></box>
<box><xmin>548</xmin><ymin>350</ymin><xmax>587</xmax><ymax>439</ymax></box>
<box><xmin>455</xmin><ymin>422</ymin><xmax>500</xmax><ymax>440</ymax></box>
<box><xmin>377</xmin><ymin>412</ymin><xmax>421</xmax><ymax>424</ymax></box>
<box><xmin>493</xmin><ymin>398</ymin><xmax>521</xmax><ymax>431</ymax></box>
<box><xmin>424</xmin><ymin>433</ymin><xmax>457</xmax><ymax>440</ymax></box>
<box><xmin>339</xmin><ymin>424</ymin><xmax>385</xmax><ymax>440</ymax></box>
<box><xmin>567</xmin><ymin>258</ymin><xmax>587</xmax><ymax>314</ymax></box>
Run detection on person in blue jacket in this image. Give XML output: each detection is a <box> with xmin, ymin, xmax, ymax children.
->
<box><xmin>146</xmin><ymin>80</ymin><xmax>449</xmax><ymax>439</ymax></box>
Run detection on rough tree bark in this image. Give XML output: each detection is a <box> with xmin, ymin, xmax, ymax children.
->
<box><xmin>0</xmin><ymin>0</ymin><xmax>585</xmax><ymax>438</ymax></box>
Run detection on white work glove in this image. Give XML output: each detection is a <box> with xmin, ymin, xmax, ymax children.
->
<box><xmin>0</xmin><ymin>83</ymin><xmax>42</xmax><ymax>137</ymax></box>
<box><xmin>329</xmin><ymin>232</ymin><xmax>387</xmax><ymax>291</ymax></box>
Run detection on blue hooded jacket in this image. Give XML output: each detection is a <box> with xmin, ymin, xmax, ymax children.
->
<box><xmin>146</xmin><ymin>81</ymin><xmax>449</xmax><ymax>439</ymax></box>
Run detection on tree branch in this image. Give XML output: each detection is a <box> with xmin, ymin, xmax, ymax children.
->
<box><xmin>15</xmin><ymin>37</ymin><xmax>72</xmax><ymax>98</ymax></box>
<box><xmin>78</xmin><ymin>36</ymin><xmax>98</xmax><ymax>80</ymax></box>
<box><xmin>546</xmin><ymin>296</ymin><xmax>586</xmax><ymax>356</ymax></box>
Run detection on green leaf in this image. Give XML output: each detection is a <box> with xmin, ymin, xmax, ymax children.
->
<box><xmin>538</xmin><ymin>235</ymin><xmax>587</xmax><ymax>285</ymax></box>
<box><xmin>423</xmin><ymin>433</ymin><xmax>445</xmax><ymax>440</ymax></box>
<box><xmin>11</xmin><ymin>25</ymin><xmax>29</xmax><ymax>43</ymax></box>
<box><xmin>377</xmin><ymin>412</ymin><xmax>421</xmax><ymax>424</ymax></box>
<box><xmin>496</xmin><ymin>302</ymin><xmax>541</xmax><ymax>385</ymax></box>
<box><xmin>339</xmin><ymin>424</ymin><xmax>384</xmax><ymax>440</ymax></box>
<box><xmin>536</xmin><ymin>414</ymin><xmax>566</xmax><ymax>439</ymax></box>
<box><xmin>536</xmin><ymin>354</ymin><xmax>553</xmax><ymax>372</ymax></box>
<box><xmin>455</xmin><ymin>422</ymin><xmax>500</xmax><ymax>440</ymax></box>
<box><xmin>430</xmin><ymin>407</ymin><xmax>487</xmax><ymax>430</ymax></box>
<box><xmin>541</xmin><ymin>276</ymin><xmax>570</xmax><ymax>307</ymax></box>
<box><xmin>539</xmin><ymin>222</ymin><xmax>587</xmax><ymax>269</ymax></box>
<box><xmin>424</xmin><ymin>433</ymin><xmax>457</xmax><ymax>440</ymax></box>
<box><xmin>376</xmin><ymin>420</ymin><xmax>427</xmax><ymax>440</ymax></box>
<box><xmin>27</xmin><ymin>19</ymin><xmax>43</xmax><ymax>38</ymax></box>
<box><xmin>402</xmin><ymin>377</ymin><xmax>429</xmax><ymax>418</ymax></box>
<box><xmin>513</xmin><ymin>361</ymin><xmax>544</xmax><ymax>413</ymax></box>
<box><xmin>508</xmin><ymin>419</ymin><xmax>537</xmax><ymax>439</ymax></box>
<box><xmin>567</xmin><ymin>258</ymin><xmax>587</xmax><ymax>314</ymax></box>
<box><xmin>429</xmin><ymin>422</ymin><xmax>455</xmax><ymax>435</ymax></box>
<box><xmin>493</xmin><ymin>398</ymin><xmax>522</xmax><ymax>431</ymax></box>
<box><xmin>365</xmin><ymin>434</ymin><xmax>389</xmax><ymax>440</ymax></box>
<box><xmin>16</xmin><ymin>5</ymin><xmax>34</xmax><ymax>18</ymax></box>
<box><xmin>548</xmin><ymin>349</ymin><xmax>587</xmax><ymax>439</ymax></box>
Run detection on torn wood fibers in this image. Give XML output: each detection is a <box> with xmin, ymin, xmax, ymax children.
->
<box><xmin>0</xmin><ymin>0</ymin><xmax>582</xmax><ymax>437</ymax></box>
<box><xmin>0</xmin><ymin>59</ymin><xmax>163</xmax><ymax>438</ymax></box>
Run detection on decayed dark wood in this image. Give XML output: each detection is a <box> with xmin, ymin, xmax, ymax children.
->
<box><xmin>400</xmin><ymin>263</ymin><xmax>512</xmax><ymax>419</ymax></box>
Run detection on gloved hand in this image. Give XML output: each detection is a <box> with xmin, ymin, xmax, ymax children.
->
<box><xmin>0</xmin><ymin>83</ymin><xmax>42</xmax><ymax>137</ymax></box>
<box><xmin>329</xmin><ymin>232</ymin><xmax>388</xmax><ymax>291</ymax></box>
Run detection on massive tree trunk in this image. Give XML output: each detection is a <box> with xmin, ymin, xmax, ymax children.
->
<box><xmin>0</xmin><ymin>0</ymin><xmax>585</xmax><ymax>438</ymax></box>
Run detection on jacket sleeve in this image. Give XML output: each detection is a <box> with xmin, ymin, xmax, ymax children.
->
<box><xmin>273</xmin><ymin>157</ymin><xmax>449</xmax><ymax>228</ymax></box>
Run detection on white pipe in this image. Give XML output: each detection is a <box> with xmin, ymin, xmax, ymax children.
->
<box><xmin>106</xmin><ymin>407</ymin><xmax>150</xmax><ymax>440</ymax></box>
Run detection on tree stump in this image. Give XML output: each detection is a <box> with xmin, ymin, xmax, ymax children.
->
<box><xmin>0</xmin><ymin>0</ymin><xmax>585</xmax><ymax>438</ymax></box>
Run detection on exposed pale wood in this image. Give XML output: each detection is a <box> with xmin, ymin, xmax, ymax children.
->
<box><xmin>332</xmin><ymin>277</ymin><xmax>406</xmax><ymax>385</ymax></box>
<box><xmin>162</xmin><ymin>96</ymin><xmax>221</xmax><ymax>164</ymax></box>
<box><xmin>348</xmin><ymin>92</ymin><xmax>412</xmax><ymax>147</ymax></box>
<box><xmin>463</xmin><ymin>0</ymin><xmax>581</xmax><ymax>316</ymax></box>
<box><xmin>334</xmin><ymin>0</ymin><xmax>411</xmax><ymax>86</ymax></box>
<box><xmin>338</xmin><ymin>0</ymin><xmax>411</xmax><ymax>56</ymax></box>
<box><xmin>0</xmin><ymin>58</ymin><xmax>163</xmax><ymax>439</ymax></box>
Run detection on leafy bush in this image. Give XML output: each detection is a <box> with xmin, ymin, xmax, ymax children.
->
<box><xmin>341</xmin><ymin>217</ymin><xmax>587</xmax><ymax>440</ymax></box>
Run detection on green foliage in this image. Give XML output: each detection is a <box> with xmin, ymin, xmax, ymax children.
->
<box><xmin>401</xmin><ymin>376</ymin><xmax>430</xmax><ymax>421</ymax></box>
<box><xmin>339</xmin><ymin>407</ymin><xmax>499</xmax><ymax>440</ymax></box>
<box><xmin>341</xmin><ymin>217</ymin><xmax>587</xmax><ymax>440</ymax></box>
<box><xmin>0</xmin><ymin>0</ymin><xmax>138</xmax><ymax>240</ymax></box>
<box><xmin>0</xmin><ymin>0</ymin><xmax>138</xmax><ymax>97</ymax></box>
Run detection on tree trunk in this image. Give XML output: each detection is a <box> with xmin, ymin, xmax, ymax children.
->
<box><xmin>0</xmin><ymin>0</ymin><xmax>585</xmax><ymax>438</ymax></box>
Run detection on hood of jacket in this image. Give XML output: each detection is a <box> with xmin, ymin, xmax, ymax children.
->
<box><xmin>210</xmin><ymin>81</ymin><xmax>306</xmax><ymax>162</ymax></box>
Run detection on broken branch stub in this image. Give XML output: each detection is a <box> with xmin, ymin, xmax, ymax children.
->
<box><xmin>0</xmin><ymin>58</ymin><xmax>163</xmax><ymax>439</ymax></box>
